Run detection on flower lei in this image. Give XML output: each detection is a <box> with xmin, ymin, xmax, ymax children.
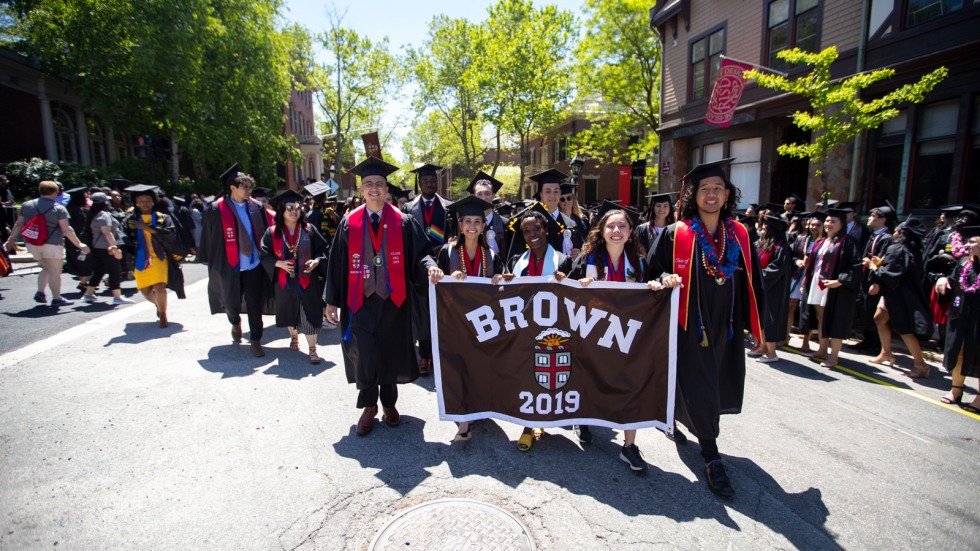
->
<box><xmin>950</xmin><ymin>232</ymin><xmax>971</xmax><ymax>259</ymax></box>
<box><xmin>689</xmin><ymin>216</ymin><xmax>741</xmax><ymax>283</ymax></box>
<box><xmin>960</xmin><ymin>258</ymin><xmax>980</xmax><ymax>294</ymax></box>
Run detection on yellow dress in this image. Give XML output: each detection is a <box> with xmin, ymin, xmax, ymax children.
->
<box><xmin>133</xmin><ymin>213</ymin><xmax>168</xmax><ymax>288</ymax></box>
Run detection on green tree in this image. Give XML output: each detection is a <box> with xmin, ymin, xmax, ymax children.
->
<box><xmin>408</xmin><ymin>16</ymin><xmax>485</xmax><ymax>179</ymax></box>
<box><xmin>573</xmin><ymin>0</ymin><xmax>661</xmax><ymax>177</ymax></box>
<box><xmin>315</xmin><ymin>8</ymin><xmax>404</xmax><ymax>196</ymax></box>
<box><xmin>746</xmin><ymin>46</ymin><xmax>947</xmax><ymax>206</ymax></box>
<box><xmin>477</xmin><ymin>0</ymin><xmax>576</xmax><ymax>197</ymax></box>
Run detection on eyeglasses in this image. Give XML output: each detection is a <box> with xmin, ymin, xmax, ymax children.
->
<box><xmin>284</xmin><ymin>204</ymin><xmax>301</xmax><ymax>212</ymax></box>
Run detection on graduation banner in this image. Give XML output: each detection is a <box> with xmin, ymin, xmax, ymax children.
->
<box><xmin>430</xmin><ymin>278</ymin><xmax>678</xmax><ymax>432</ymax></box>
<box><xmin>705</xmin><ymin>58</ymin><xmax>752</xmax><ymax>128</ymax></box>
<box><xmin>361</xmin><ymin>132</ymin><xmax>382</xmax><ymax>159</ymax></box>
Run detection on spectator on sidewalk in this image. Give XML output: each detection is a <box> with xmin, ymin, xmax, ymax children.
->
<box><xmin>81</xmin><ymin>192</ymin><xmax>134</xmax><ymax>305</ymax></box>
<box><xmin>3</xmin><ymin>180</ymin><xmax>90</xmax><ymax>307</ymax></box>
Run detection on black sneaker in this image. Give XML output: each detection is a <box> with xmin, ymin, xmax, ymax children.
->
<box><xmin>704</xmin><ymin>460</ymin><xmax>735</xmax><ymax>498</ymax></box>
<box><xmin>50</xmin><ymin>297</ymin><xmax>75</xmax><ymax>307</ymax></box>
<box><xmin>573</xmin><ymin>425</ymin><xmax>592</xmax><ymax>445</ymax></box>
<box><xmin>619</xmin><ymin>443</ymin><xmax>648</xmax><ymax>472</ymax></box>
<box><xmin>664</xmin><ymin>426</ymin><xmax>688</xmax><ymax>444</ymax></box>
<box><xmin>33</xmin><ymin>291</ymin><xmax>46</xmax><ymax>303</ymax></box>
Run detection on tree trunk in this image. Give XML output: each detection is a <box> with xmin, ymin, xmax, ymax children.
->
<box><xmin>170</xmin><ymin>134</ymin><xmax>179</xmax><ymax>183</ymax></box>
<box><xmin>491</xmin><ymin>126</ymin><xmax>501</xmax><ymax>177</ymax></box>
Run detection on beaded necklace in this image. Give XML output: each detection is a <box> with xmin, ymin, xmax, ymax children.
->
<box><xmin>950</xmin><ymin>232</ymin><xmax>971</xmax><ymax>259</ymax></box>
<box><xmin>283</xmin><ymin>224</ymin><xmax>300</xmax><ymax>256</ymax></box>
<box><xmin>689</xmin><ymin>216</ymin><xmax>741</xmax><ymax>285</ymax></box>
<box><xmin>960</xmin><ymin>257</ymin><xmax>980</xmax><ymax>294</ymax></box>
<box><xmin>459</xmin><ymin>242</ymin><xmax>486</xmax><ymax>277</ymax></box>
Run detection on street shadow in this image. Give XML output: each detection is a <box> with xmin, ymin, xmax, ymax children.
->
<box><xmin>262</xmin><ymin>354</ymin><xmax>333</xmax><ymax>380</ymax></box>
<box><xmin>197</xmin><ymin>343</ymin><xmax>274</xmax><ymax>378</ymax></box>
<box><xmin>3</xmin><ymin>305</ymin><xmax>62</xmax><ymax>318</ymax></box>
<box><xmin>332</xmin><ymin>416</ymin><xmax>449</xmax><ymax>495</ymax></box>
<box><xmin>102</xmin><ymin>322</ymin><xmax>185</xmax><ymax>346</ymax></box>
<box><xmin>758</xmin><ymin>355</ymin><xmax>837</xmax><ymax>382</ymax></box>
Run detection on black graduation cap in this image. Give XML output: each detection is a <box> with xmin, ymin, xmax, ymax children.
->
<box><xmin>251</xmin><ymin>187</ymin><xmax>272</xmax><ymax>199</ymax></box>
<box><xmin>448</xmin><ymin>195</ymin><xmax>493</xmax><ymax>219</ymax></box>
<box><xmin>940</xmin><ymin>204</ymin><xmax>965</xmax><ymax>214</ymax></box>
<box><xmin>874</xmin><ymin>200</ymin><xmax>897</xmax><ymax>219</ymax></box>
<box><xmin>959</xmin><ymin>225</ymin><xmax>980</xmax><ymax>238</ymax></box>
<box><xmin>467</xmin><ymin>171</ymin><xmax>503</xmax><ymax>194</ymax></box>
<box><xmin>559</xmin><ymin>182</ymin><xmax>578</xmax><ymax>195</ymax></box>
<box><xmin>65</xmin><ymin>186</ymin><xmax>87</xmax><ymax>194</ymax></box>
<box><xmin>682</xmin><ymin>158</ymin><xmax>734</xmax><ymax>186</ymax></box>
<box><xmin>647</xmin><ymin>192</ymin><xmax>676</xmax><ymax>204</ymax></box>
<box><xmin>800</xmin><ymin>210</ymin><xmax>828</xmax><ymax>222</ymax></box>
<box><xmin>172</xmin><ymin>196</ymin><xmax>187</xmax><ymax>205</ymax></box>
<box><xmin>394</xmin><ymin>188</ymin><xmax>412</xmax><ymax>201</ymax></box>
<box><xmin>762</xmin><ymin>215</ymin><xmax>789</xmax><ymax>232</ymax></box>
<box><xmin>593</xmin><ymin>199</ymin><xmax>641</xmax><ymax>227</ymax></box>
<box><xmin>352</xmin><ymin>156</ymin><xmax>400</xmax><ymax>180</ymax></box>
<box><xmin>304</xmin><ymin>181</ymin><xmax>330</xmax><ymax>197</ymax></box>
<box><xmin>837</xmin><ymin>201</ymin><xmax>857</xmax><ymax>212</ymax></box>
<box><xmin>762</xmin><ymin>203</ymin><xmax>785</xmax><ymax>214</ymax></box>
<box><xmin>220</xmin><ymin>163</ymin><xmax>240</xmax><ymax>188</ymax></box>
<box><xmin>496</xmin><ymin>203</ymin><xmax>515</xmax><ymax>217</ymax></box>
<box><xmin>529</xmin><ymin>168</ymin><xmax>569</xmax><ymax>193</ymax></box>
<box><xmin>896</xmin><ymin>215</ymin><xmax>927</xmax><ymax>238</ymax></box>
<box><xmin>735</xmin><ymin>213</ymin><xmax>757</xmax><ymax>225</ymax></box>
<box><xmin>269</xmin><ymin>189</ymin><xmax>304</xmax><ymax>209</ymax></box>
<box><xmin>958</xmin><ymin>204</ymin><xmax>980</xmax><ymax>220</ymax></box>
<box><xmin>747</xmin><ymin>203</ymin><xmax>760</xmax><ymax>211</ymax></box>
<box><xmin>787</xmin><ymin>193</ymin><xmax>805</xmax><ymax>207</ymax></box>
<box><xmin>109</xmin><ymin>178</ymin><xmax>131</xmax><ymax>189</ymax></box>
<box><xmin>386</xmin><ymin>183</ymin><xmax>404</xmax><ymax>196</ymax></box>
<box><xmin>124</xmin><ymin>184</ymin><xmax>159</xmax><ymax>197</ymax></box>
<box><xmin>825</xmin><ymin>208</ymin><xmax>851</xmax><ymax>221</ymax></box>
<box><xmin>410</xmin><ymin>163</ymin><xmax>442</xmax><ymax>177</ymax></box>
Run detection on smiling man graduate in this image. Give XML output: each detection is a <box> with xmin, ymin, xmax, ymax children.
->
<box><xmin>324</xmin><ymin>156</ymin><xmax>444</xmax><ymax>437</ymax></box>
<box><xmin>646</xmin><ymin>158</ymin><xmax>765</xmax><ymax>499</ymax></box>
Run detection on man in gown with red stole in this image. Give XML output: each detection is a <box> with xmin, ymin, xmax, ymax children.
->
<box><xmin>324</xmin><ymin>157</ymin><xmax>443</xmax><ymax>437</ymax></box>
<box><xmin>646</xmin><ymin>158</ymin><xmax>765</xmax><ymax>499</ymax></box>
<box><xmin>199</xmin><ymin>163</ymin><xmax>276</xmax><ymax>357</ymax></box>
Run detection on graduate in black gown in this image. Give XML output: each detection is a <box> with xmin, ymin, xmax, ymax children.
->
<box><xmin>260</xmin><ymin>190</ymin><xmax>329</xmax><ymax>364</ymax></box>
<box><xmin>646</xmin><ymin>158</ymin><xmax>765</xmax><ymax>499</ymax></box>
<box><xmin>198</xmin><ymin>164</ymin><xmax>276</xmax><ymax>357</ymax></box>
<box><xmin>466</xmin><ymin>172</ymin><xmax>508</xmax><ymax>255</ymax></box>
<box><xmin>506</xmin><ymin>169</ymin><xmax>584</xmax><ymax>260</ymax></box>
<box><xmin>324</xmin><ymin>157</ymin><xmax>443</xmax><ymax>437</ymax></box>
<box><xmin>851</xmin><ymin>204</ymin><xmax>897</xmax><ymax>353</ymax></box>
<box><xmin>634</xmin><ymin>192</ymin><xmax>675</xmax><ymax>254</ymax></box>
<box><xmin>754</xmin><ymin>215</ymin><xmax>793</xmax><ymax>363</ymax></box>
<box><xmin>436</xmin><ymin>195</ymin><xmax>505</xmax><ymax>444</ymax></box>
<box><xmin>866</xmin><ymin>217</ymin><xmax>932</xmax><ymax>378</ymax></box>
<box><xmin>937</xmin><ymin>226</ymin><xmax>980</xmax><ymax>411</ymax></box>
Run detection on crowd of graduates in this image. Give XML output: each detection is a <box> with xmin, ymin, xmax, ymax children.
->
<box><xmin>3</xmin><ymin>156</ymin><xmax>978</xmax><ymax>501</ymax></box>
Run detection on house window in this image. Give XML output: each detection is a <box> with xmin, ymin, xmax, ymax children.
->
<box><xmin>703</xmin><ymin>142</ymin><xmax>725</xmax><ymax>163</ymax></box>
<box><xmin>767</xmin><ymin>0</ymin><xmax>820</xmax><ymax>72</ymax></box>
<box><xmin>52</xmin><ymin>107</ymin><xmax>77</xmax><ymax>162</ymax></box>
<box><xmin>554</xmin><ymin>136</ymin><xmax>569</xmax><ymax>162</ymax></box>
<box><xmin>583</xmin><ymin>176</ymin><xmax>599</xmax><ymax>203</ymax></box>
<box><xmin>909</xmin><ymin>99</ymin><xmax>958</xmax><ymax>209</ymax></box>
<box><xmin>905</xmin><ymin>0</ymin><xmax>963</xmax><ymax>28</ymax></box>
<box><xmin>964</xmin><ymin>95</ymin><xmax>980</xmax><ymax>204</ymax></box>
<box><xmin>730</xmin><ymin>138</ymin><xmax>762</xmax><ymax>208</ymax></box>
<box><xmin>690</xmin><ymin>28</ymin><xmax>725</xmax><ymax>101</ymax></box>
<box><xmin>87</xmin><ymin>118</ymin><xmax>107</xmax><ymax>166</ymax></box>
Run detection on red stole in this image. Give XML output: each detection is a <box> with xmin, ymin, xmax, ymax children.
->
<box><xmin>217</xmin><ymin>197</ymin><xmax>273</xmax><ymax>269</ymax></box>
<box><xmin>271</xmin><ymin>224</ymin><xmax>311</xmax><ymax>290</ymax></box>
<box><xmin>346</xmin><ymin>204</ymin><xmax>407</xmax><ymax>313</ymax></box>
<box><xmin>673</xmin><ymin>219</ymin><xmax>762</xmax><ymax>342</ymax></box>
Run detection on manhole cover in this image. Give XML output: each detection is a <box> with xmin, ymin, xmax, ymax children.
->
<box><xmin>369</xmin><ymin>498</ymin><xmax>536</xmax><ymax>550</ymax></box>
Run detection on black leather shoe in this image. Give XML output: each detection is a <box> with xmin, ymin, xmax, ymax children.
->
<box><xmin>705</xmin><ymin>460</ymin><xmax>735</xmax><ymax>498</ymax></box>
<box><xmin>573</xmin><ymin>425</ymin><xmax>592</xmax><ymax>445</ymax></box>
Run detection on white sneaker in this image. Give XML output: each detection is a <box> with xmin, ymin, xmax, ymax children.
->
<box><xmin>81</xmin><ymin>295</ymin><xmax>98</xmax><ymax>303</ymax></box>
<box><xmin>112</xmin><ymin>297</ymin><xmax>136</xmax><ymax>305</ymax></box>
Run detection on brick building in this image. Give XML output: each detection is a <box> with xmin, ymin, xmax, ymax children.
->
<box><xmin>650</xmin><ymin>0</ymin><xmax>980</xmax><ymax>214</ymax></box>
<box><xmin>282</xmin><ymin>88</ymin><xmax>324</xmax><ymax>190</ymax></box>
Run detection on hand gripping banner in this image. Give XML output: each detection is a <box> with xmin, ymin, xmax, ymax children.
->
<box><xmin>430</xmin><ymin>277</ymin><xmax>678</xmax><ymax>433</ymax></box>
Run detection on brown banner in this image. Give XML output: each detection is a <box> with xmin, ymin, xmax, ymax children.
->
<box><xmin>431</xmin><ymin>278</ymin><xmax>677</xmax><ymax>430</ymax></box>
<box><xmin>361</xmin><ymin>132</ymin><xmax>382</xmax><ymax>159</ymax></box>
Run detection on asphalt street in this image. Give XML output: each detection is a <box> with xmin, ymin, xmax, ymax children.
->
<box><xmin>0</xmin><ymin>263</ymin><xmax>978</xmax><ymax>550</ymax></box>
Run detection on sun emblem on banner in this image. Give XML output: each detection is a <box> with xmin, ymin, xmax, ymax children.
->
<box><xmin>533</xmin><ymin>328</ymin><xmax>572</xmax><ymax>391</ymax></box>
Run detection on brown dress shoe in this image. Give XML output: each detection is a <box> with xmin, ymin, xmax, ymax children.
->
<box><xmin>356</xmin><ymin>407</ymin><xmax>378</xmax><ymax>436</ymax></box>
<box><xmin>249</xmin><ymin>339</ymin><xmax>265</xmax><ymax>357</ymax></box>
<box><xmin>418</xmin><ymin>358</ymin><xmax>431</xmax><ymax>376</ymax></box>
<box><xmin>382</xmin><ymin>406</ymin><xmax>400</xmax><ymax>427</ymax></box>
<box><xmin>231</xmin><ymin>324</ymin><xmax>243</xmax><ymax>342</ymax></box>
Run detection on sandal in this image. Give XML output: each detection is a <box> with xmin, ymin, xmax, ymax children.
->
<box><xmin>308</xmin><ymin>345</ymin><xmax>321</xmax><ymax>365</ymax></box>
<box><xmin>452</xmin><ymin>424</ymin><xmax>472</xmax><ymax>443</ymax></box>
<box><xmin>869</xmin><ymin>354</ymin><xmax>896</xmax><ymax>367</ymax></box>
<box><xmin>289</xmin><ymin>334</ymin><xmax>300</xmax><ymax>351</ymax></box>
<box><xmin>962</xmin><ymin>403</ymin><xmax>980</xmax><ymax>414</ymax></box>
<box><xmin>904</xmin><ymin>365</ymin><xmax>931</xmax><ymax>379</ymax></box>
<box><xmin>517</xmin><ymin>430</ymin><xmax>533</xmax><ymax>452</ymax></box>
<box><xmin>940</xmin><ymin>385</ymin><xmax>965</xmax><ymax>405</ymax></box>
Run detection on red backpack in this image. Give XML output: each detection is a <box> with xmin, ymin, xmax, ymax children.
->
<box><xmin>21</xmin><ymin>203</ymin><xmax>52</xmax><ymax>246</ymax></box>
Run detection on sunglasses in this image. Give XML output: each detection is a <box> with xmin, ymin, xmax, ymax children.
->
<box><xmin>284</xmin><ymin>204</ymin><xmax>301</xmax><ymax>212</ymax></box>
<box><xmin>559</xmin><ymin>196</ymin><xmax>573</xmax><ymax>202</ymax></box>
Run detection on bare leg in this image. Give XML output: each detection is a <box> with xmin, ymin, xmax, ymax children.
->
<box><xmin>784</xmin><ymin>299</ymin><xmax>800</xmax><ymax>346</ymax></box>
<box><xmin>942</xmin><ymin>356</ymin><xmax>966</xmax><ymax>403</ymax></box>
<box><xmin>764</xmin><ymin>342</ymin><xmax>777</xmax><ymax>359</ymax></box>
<box><xmin>826</xmin><ymin>338</ymin><xmax>843</xmax><ymax>365</ymax></box>
<box><xmin>901</xmin><ymin>333</ymin><xmax>930</xmax><ymax>378</ymax></box>
<box><xmin>870</xmin><ymin>307</ymin><xmax>896</xmax><ymax>364</ymax></box>
<box><xmin>154</xmin><ymin>283</ymin><xmax>168</xmax><ymax>327</ymax></box>
<box><xmin>814</xmin><ymin>305</ymin><xmax>827</xmax><ymax>356</ymax></box>
<box><xmin>42</xmin><ymin>258</ymin><xmax>63</xmax><ymax>298</ymax></box>
<box><xmin>624</xmin><ymin>429</ymin><xmax>636</xmax><ymax>445</ymax></box>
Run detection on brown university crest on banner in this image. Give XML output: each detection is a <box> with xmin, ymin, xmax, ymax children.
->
<box><xmin>430</xmin><ymin>277</ymin><xmax>678</xmax><ymax>432</ymax></box>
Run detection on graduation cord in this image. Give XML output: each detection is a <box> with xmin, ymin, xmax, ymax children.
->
<box><xmin>694</xmin><ymin>243</ymin><xmax>737</xmax><ymax>347</ymax></box>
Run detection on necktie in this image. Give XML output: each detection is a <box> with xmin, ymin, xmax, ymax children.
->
<box><xmin>371</xmin><ymin>213</ymin><xmax>380</xmax><ymax>233</ymax></box>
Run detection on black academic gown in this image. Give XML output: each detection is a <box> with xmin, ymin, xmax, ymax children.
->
<box><xmin>120</xmin><ymin>210</ymin><xmax>186</xmax><ymax>298</ymax></box>
<box><xmin>646</xmin><ymin>220</ymin><xmax>765</xmax><ymax>442</ymax></box>
<box><xmin>324</xmin><ymin>210</ymin><xmax>437</xmax><ymax>388</ymax></box>
<box><xmin>875</xmin><ymin>242</ymin><xmax>931</xmax><ymax>336</ymax></box>
<box><xmin>855</xmin><ymin>230</ymin><xmax>894</xmax><ymax>337</ymax></box>
<box><xmin>259</xmin><ymin>224</ymin><xmax>329</xmax><ymax>330</ymax></box>
<box><xmin>198</xmin><ymin>199</ymin><xmax>276</xmax><ymax>316</ymax></box>
<box><xmin>405</xmin><ymin>194</ymin><xmax>455</xmax><ymax>254</ymax></box>
<box><xmin>634</xmin><ymin>222</ymin><xmax>667</xmax><ymax>257</ymax></box>
<box><xmin>437</xmin><ymin>240</ymin><xmax>504</xmax><ymax>277</ymax></box>
<box><xmin>943</xmin><ymin>256</ymin><xmax>980</xmax><ymax>377</ymax></box>
<box><xmin>65</xmin><ymin>204</ymin><xmax>94</xmax><ymax>276</ymax></box>
<box><xmin>760</xmin><ymin>241</ymin><xmax>793</xmax><ymax>343</ymax></box>
<box><xmin>800</xmin><ymin>236</ymin><xmax>862</xmax><ymax>339</ymax></box>
<box><xmin>485</xmin><ymin>212</ymin><xmax>508</xmax><ymax>255</ymax></box>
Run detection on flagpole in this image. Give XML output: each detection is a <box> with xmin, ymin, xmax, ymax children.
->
<box><xmin>720</xmin><ymin>55</ymin><xmax>789</xmax><ymax>77</ymax></box>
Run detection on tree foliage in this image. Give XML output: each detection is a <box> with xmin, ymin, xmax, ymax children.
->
<box><xmin>746</xmin><ymin>46</ymin><xmax>948</xmax><ymax>198</ymax></box>
<box><xmin>314</xmin><ymin>9</ymin><xmax>404</xmax><ymax>193</ymax></box>
<box><xmin>14</xmin><ymin>0</ymin><xmax>297</xmax><ymax>185</ymax></box>
<box><xmin>573</xmin><ymin>0</ymin><xmax>661</xmax><ymax>170</ymax></box>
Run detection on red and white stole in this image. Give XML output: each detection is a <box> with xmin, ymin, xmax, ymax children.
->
<box><xmin>217</xmin><ymin>197</ymin><xmax>273</xmax><ymax>269</ymax></box>
<box><xmin>346</xmin><ymin>204</ymin><xmax>407</xmax><ymax>313</ymax></box>
<box><xmin>271</xmin><ymin>223</ymin><xmax>312</xmax><ymax>290</ymax></box>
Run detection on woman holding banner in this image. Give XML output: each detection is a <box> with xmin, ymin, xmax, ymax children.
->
<box><xmin>568</xmin><ymin>205</ymin><xmax>665</xmax><ymax>472</ymax></box>
<box><xmin>437</xmin><ymin>195</ymin><xmax>506</xmax><ymax>443</ymax></box>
